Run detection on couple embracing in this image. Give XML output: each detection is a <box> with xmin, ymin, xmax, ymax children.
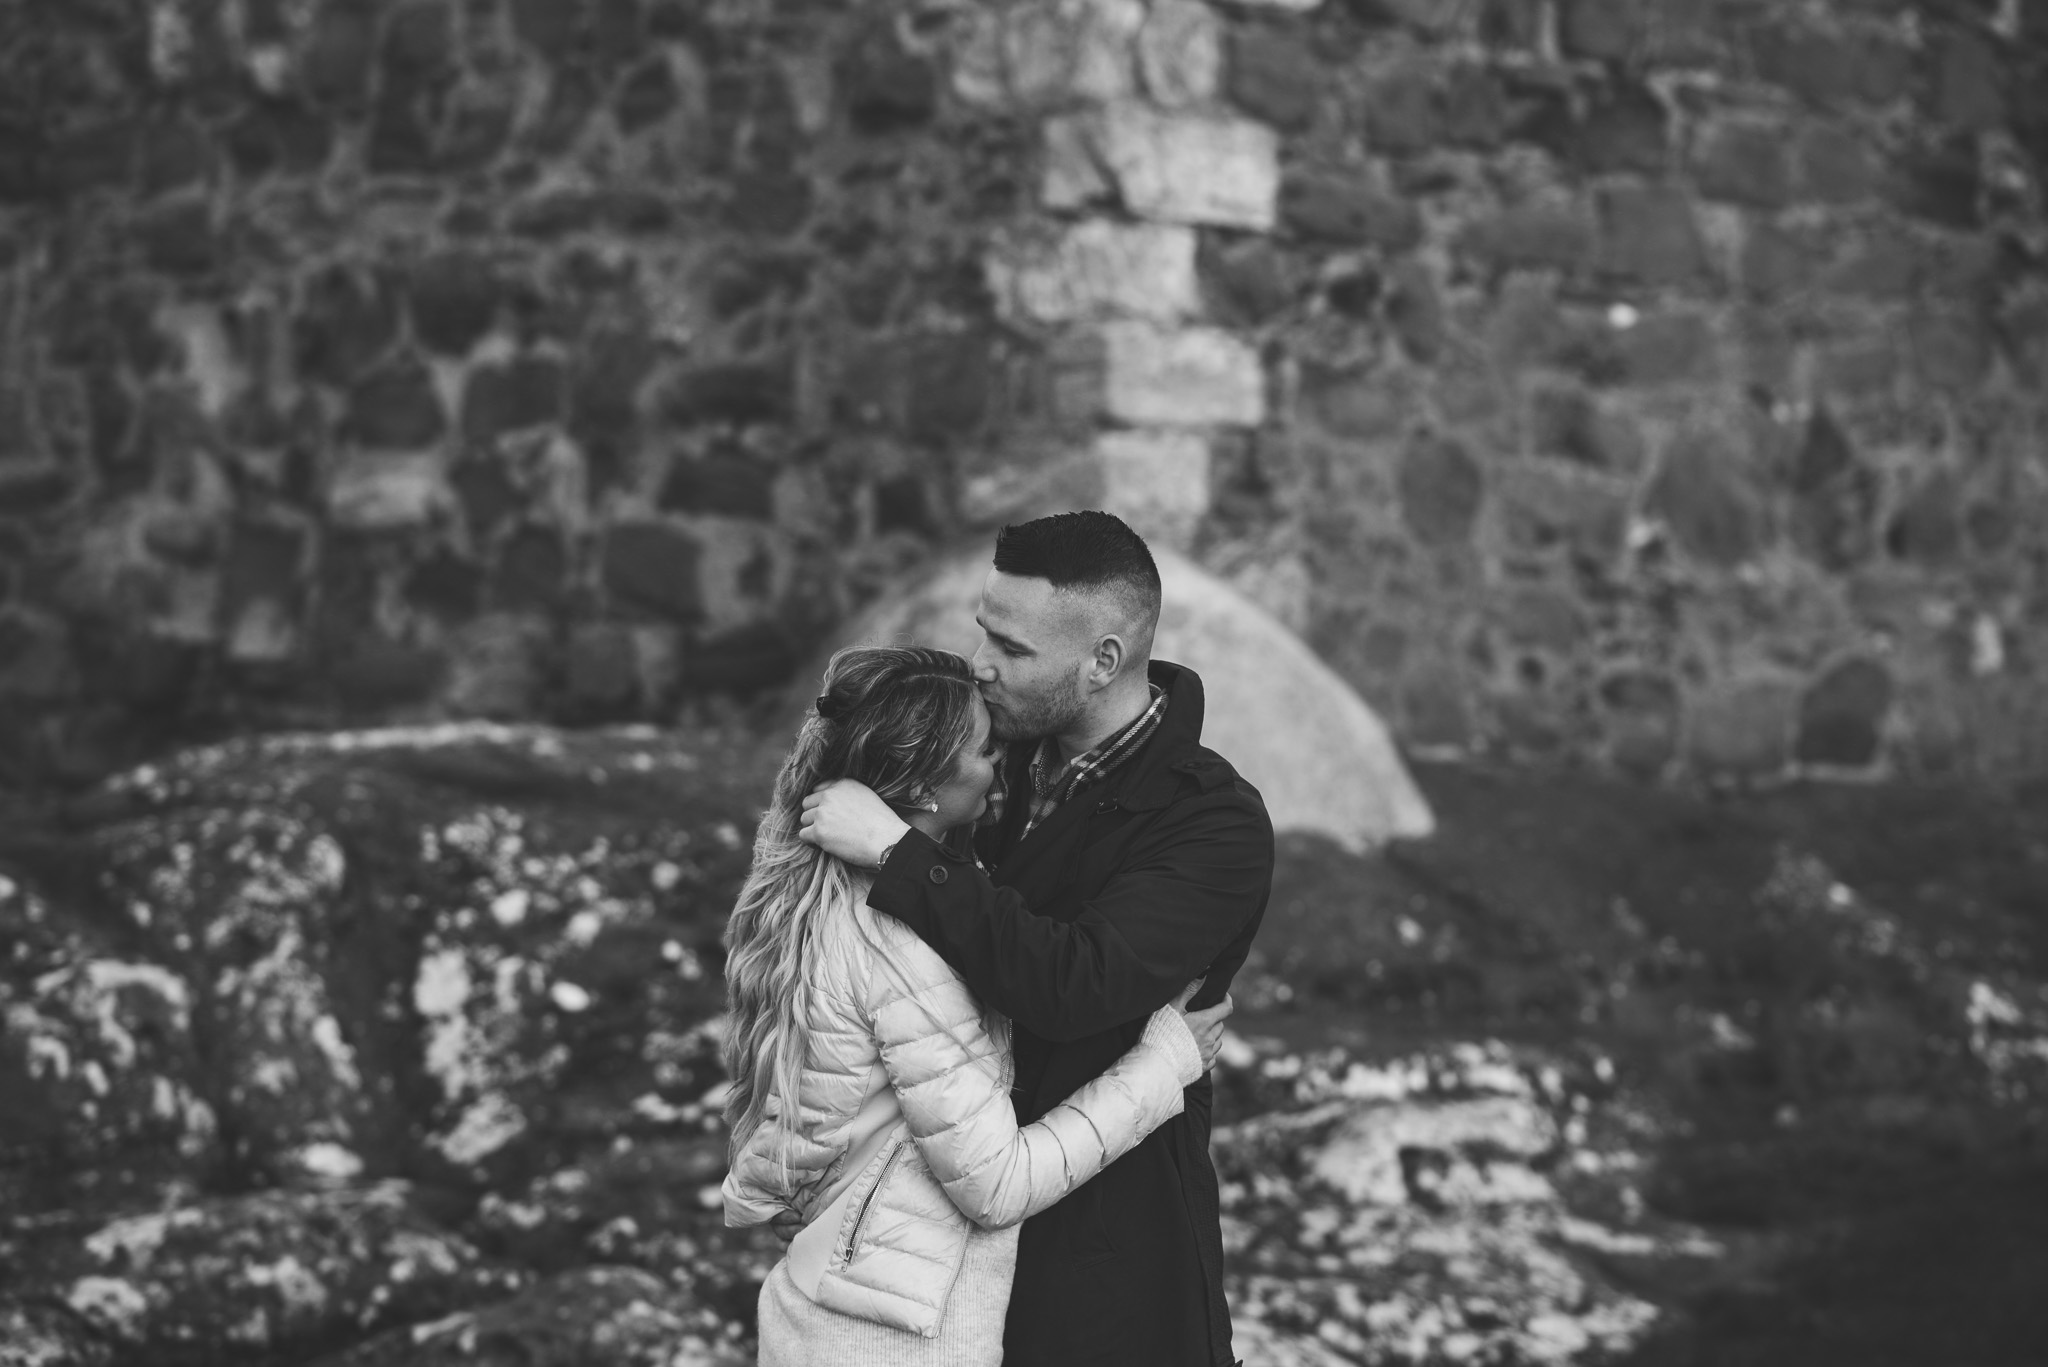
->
<box><xmin>721</xmin><ymin>511</ymin><xmax>1275</xmax><ymax>1366</ymax></box>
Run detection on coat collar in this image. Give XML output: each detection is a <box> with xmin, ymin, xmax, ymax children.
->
<box><xmin>1105</xmin><ymin>660</ymin><xmax>1210</xmax><ymax>813</ymax></box>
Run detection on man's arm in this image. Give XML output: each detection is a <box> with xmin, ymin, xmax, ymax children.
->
<box><xmin>865</xmin><ymin>794</ymin><xmax>1270</xmax><ymax>1042</ymax></box>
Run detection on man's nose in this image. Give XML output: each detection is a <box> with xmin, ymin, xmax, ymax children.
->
<box><xmin>970</xmin><ymin>645</ymin><xmax>998</xmax><ymax>682</ymax></box>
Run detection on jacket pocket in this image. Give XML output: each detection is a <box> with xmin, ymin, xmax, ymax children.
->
<box><xmin>815</xmin><ymin>1135</ymin><xmax>975</xmax><ymax>1338</ymax></box>
<box><xmin>839</xmin><ymin>1141</ymin><xmax>905</xmax><ymax>1265</ymax></box>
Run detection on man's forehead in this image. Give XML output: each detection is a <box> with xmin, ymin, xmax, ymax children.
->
<box><xmin>981</xmin><ymin>569</ymin><xmax>1112</xmax><ymax>642</ymax></box>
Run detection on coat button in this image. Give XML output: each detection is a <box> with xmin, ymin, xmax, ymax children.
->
<box><xmin>928</xmin><ymin>865</ymin><xmax>949</xmax><ymax>885</ymax></box>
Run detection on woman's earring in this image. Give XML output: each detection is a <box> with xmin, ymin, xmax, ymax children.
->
<box><xmin>916</xmin><ymin>794</ymin><xmax>941</xmax><ymax>812</ymax></box>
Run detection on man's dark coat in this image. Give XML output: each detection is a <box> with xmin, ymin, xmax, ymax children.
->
<box><xmin>868</xmin><ymin>660</ymin><xmax>1274</xmax><ymax>1367</ymax></box>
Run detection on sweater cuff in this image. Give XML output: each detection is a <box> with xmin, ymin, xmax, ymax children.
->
<box><xmin>1141</xmin><ymin>1006</ymin><xmax>1207</xmax><ymax>1088</ymax></box>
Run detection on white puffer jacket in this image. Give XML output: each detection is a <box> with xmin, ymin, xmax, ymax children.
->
<box><xmin>722</xmin><ymin>874</ymin><xmax>1204</xmax><ymax>1337</ymax></box>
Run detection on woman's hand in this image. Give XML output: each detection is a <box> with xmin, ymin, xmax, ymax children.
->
<box><xmin>1173</xmin><ymin>979</ymin><xmax>1234</xmax><ymax>1073</ymax></box>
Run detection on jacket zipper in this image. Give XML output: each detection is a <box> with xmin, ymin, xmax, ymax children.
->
<box><xmin>841</xmin><ymin>1143</ymin><xmax>904</xmax><ymax>1265</ymax></box>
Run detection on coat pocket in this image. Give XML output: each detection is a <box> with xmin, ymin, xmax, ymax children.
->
<box><xmin>815</xmin><ymin>1131</ymin><xmax>975</xmax><ymax>1338</ymax></box>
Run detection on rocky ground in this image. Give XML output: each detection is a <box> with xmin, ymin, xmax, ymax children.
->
<box><xmin>2</xmin><ymin>725</ymin><xmax>2044</xmax><ymax>1366</ymax></box>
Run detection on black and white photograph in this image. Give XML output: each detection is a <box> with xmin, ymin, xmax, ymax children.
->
<box><xmin>1</xmin><ymin>0</ymin><xmax>2045</xmax><ymax>1364</ymax></box>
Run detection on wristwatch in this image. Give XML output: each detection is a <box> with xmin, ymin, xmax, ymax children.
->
<box><xmin>875</xmin><ymin>840</ymin><xmax>898</xmax><ymax>871</ymax></box>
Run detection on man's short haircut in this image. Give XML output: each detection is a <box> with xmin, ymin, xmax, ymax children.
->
<box><xmin>993</xmin><ymin>511</ymin><xmax>1162</xmax><ymax>647</ymax></box>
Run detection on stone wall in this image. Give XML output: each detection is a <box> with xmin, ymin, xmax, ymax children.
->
<box><xmin>0</xmin><ymin>0</ymin><xmax>2045</xmax><ymax>788</ymax></box>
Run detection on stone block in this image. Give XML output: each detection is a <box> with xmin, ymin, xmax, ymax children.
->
<box><xmin>1813</xmin><ymin>332</ymin><xmax>1903</xmax><ymax>401</ymax></box>
<box><xmin>1281</xmin><ymin>171</ymin><xmax>1422</xmax><ymax>249</ymax></box>
<box><xmin>1789</xmin><ymin>412</ymin><xmax>1878</xmax><ymax>572</ymax></box>
<box><xmin>1385</xmin><ymin>260</ymin><xmax>1446</xmax><ymax>365</ymax></box>
<box><xmin>1912</xmin><ymin>307</ymin><xmax>1993</xmax><ymax>392</ymax></box>
<box><xmin>687</xmin><ymin>621</ymin><xmax>799</xmax><ymax>695</ymax></box>
<box><xmin>492</xmin><ymin>525</ymin><xmax>567</xmax><ymax>612</ymax></box>
<box><xmin>1599</xmin><ymin>670</ymin><xmax>1681</xmax><ymax>777</ymax></box>
<box><xmin>602</xmin><ymin>522</ymin><xmax>701</xmax><ymax>621</ymax></box>
<box><xmin>1691</xmin><ymin>120</ymin><xmax>1791</xmax><ymax>208</ymax></box>
<box><xmin>1397</xmin><ymin>433</ymin><xmax>1483</xmax><ymax>546</ymax></box>
<box><xmin>1360</xmin><ymin>67</ymin><xmax>1437</xmax><ymax>154</ymax></box>
<box><xmin>1558</xmin><ymin>0</ymin><xmax>1641</xmax><ymax>60</ymax></box>
<box><xmin>1137</xmin><ymin>0</ymin><xmax>1222</xmax><ymax>108</ymax></box>
<box><xmin>615</xmin><ymin>56</ymin><xmax>681</xmax><ymax>133</ymax></box>
<box><xmin>343</xmin><ymin>356</ymin><xmax>446</xmax><ymax>449</ymax></box>
<box><xmin>1229</xmin><ymin>28</ymin><xmax>1322</xmax><ymax>131</ymax></box>
<box><xmin>1885</xmin><ymin>470</ymin><xmax>1961</xmax><ymax>566</ymax></box>
<box><xmin>330</xmin><ymin>637</ymin><xmax>447</xmax><ymax>709</ymax></box>
<box><xmin>407</xmin><ymin>253</ymin><xmax>502</xmax><ymax>357</ymax></box>
<box><xmin>0</xmin><ymin>610</ymin><xmax>76</xmax><ymax>701</ymax></box>
<box><xmin>138</xmin><ymin>197</ymin><xmax>218</xmax><ymax>277</ymax></box>
<box><xmin>949</xmin><ymin>6</ymin><xmax>1009</xmax><ymax>107</ymax></box>
<box><xmin>1003</xmin><ymin>0</ymin><xmax>1145</xmax><ymax>105</ymax></box>
<box><xmin>1439</xmin><ymin>63</ymin><xmax>1510</xmax><ymax>148</ymax></box>
<box><xmin>1823</xmin><ymin>225</ymin><xmax>1919</xmax><ymax>299</ymax></box>
<box><xmin>659</xmin><ymin>454</ymin><xmax>776</xmax><ymax>520</ymax></box>
<box><xmin>1617</xmin><ymin>310</ymin><xmax>1718</xmax><ymax>386</ymax></box>
<box><xmin>1687</xmin><ymin>678</ymin><xmax>1795</xmax><ymax>778</ymax></box>
<box><xmin>1644</xmin><ymin>427</ymin><xmax>1760</xmax><ymax>568</ymax></box>
<box><xmin>452</xmin><ymin>456</ymin><xmax>521</xmax><ymax>539</ymax></box>
<box><xmin>1596</xmin><ymin>182</ymin><xmax>1709</xmax><ymax>285</ymax></box>
<box><xmin>1526</xmin><ymin>386</ymin><xmax>1644</xmax><ymax>474</ymax></box>
<box><xmin>303</xmin><ymin>0</ymin><xmax>376</xmax><ymax>109</ymax></box>
<box><xmin>405</xmin><ymin>549</ymin><xmax>481</xmax><ymax>622</ymax></box>
<box><xmin>840</xmin><ymin>29</ymin><xmax>937</xmax><ymax>134</ymax></box>
<box><xmin>1069</xmin><ymin>102</ymin><xmax>1279</xmax><ymax>231</ymax></box>
<box><xmin>327</xmin><ymin>452</ymin><xmax>450</xmax><ymax>530</ymax></box>
<box><xmin>725</xmin><ymin>172</ymin><xmax>811</xmax><ymax>237</ymax></box>
<box><xmin>462</xmin><ymin>356</ymin><xmax>566</xmax><ymax>443</ymax></box>
<box><xmin>986</xmin><ymin>221</ymin><xmax>1200</xmax><ymax>325</ymax></box>
<box><xmin>1041</xmin><ymin>114</ymin><xmax>1114</xmax><ymax>211</ymax></box>
<box><xmin>1325</xmin><ymin>267</ymin><xmax>1382</xmax><ymax>320</ymax></box>
<box><xmin>1796</xmin><ymin>124</ymin><xmax>1876</xmax><ymax>203</ymax></box>
<box><xmin>1796</xmin><ymin>656</ymin><xmax>1892</xmax><ymax>768</ymax></box>
<box><xmin>1494</xmin><ymin>462</ymin><xmax>1629</xmax><ymax>561</ymax></box>
<box><xmin>1200</xmin><ymin>238</ymin><xmax>1295</xmax><ymax>325</ymax></box>
<box><xmin>220</xmin><ymin>522</ymin><xmax>305</xmax><ymax>627</ymax></box>
<box><xmin>1075</xmin><ymin>322</ymin><xmax>1266</xmax><ymax>428</ymax></box>
<box><xmin>566</xmin><ymin>621</ymin><xmax>641</xmax><ymax>712</ymax></box>
<box><xmin>1097</xmin><ymin>428</ymin><xmax>1212</xmax><ymax>549</ymax></box>
<box><xmin>659</xmin><ymin>360</ymin><xmax>792</xmax><ymax>427</ymax></box>
<box><xmin>898</xmin><ymin>333</ymin><xmax>992</xmax><ymax>443</ymax></box>
<box><xmin>1480</xmin><ymin>0</ymin><xmax>1542</xmax><ymax>46</ymax></box>
<box><xmin>440</xmin><ymin>612</ymin><xmax>547</xmax><ymax>717</ymax></box>
<box><xmin>1460</xmin><ymin>195</ymin><xmax>1596</xmax><ymax>272</ymax></box>
<box><xmin>1751</xmin><ymin>24</ymin><xmax>1896</xmax><ymax>109</ymax></box>
<box><xmin>295</xmin><ymin>265</ymin><xmax>399</xmax><ymax>387</ymax></box>
<box><xmin>507</xmin><ymin>0</ymin><xmax>577</xmax><ymax>53</ymax></box>
<box><xmin>1299</xmin><ymin>364</ymin><xmax>1420</xmax><ymax>440</ymax></box>
<box><xmin>1740</xmin><ymin>220</ymin><xmax>1818</xmax><ymax>300</ymax></box>
<box><xmin>1496</xmin><ymin>585</ymin><xmax>1584</xmax><ymax>652</ymax></box>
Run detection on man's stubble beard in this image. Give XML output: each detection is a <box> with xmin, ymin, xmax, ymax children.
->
<box><xmin>986</xmin><ymin>671</ymin><xmax>1086</xmax><ymax>745</ymax></box>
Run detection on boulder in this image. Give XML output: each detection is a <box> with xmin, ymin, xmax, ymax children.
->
<box><xmin>310</xmin><ymin>1266</ymin><xmax>747</xmax><ymax>1367</ymax></box>
<box><xmin>814</xmin><ymin>546</ymin><xmax>1435</xmax><ymax>851</ymax></box>
<box><xmin>2</xmin><ymin>1183</ymin><xmax>509</xmax><ymax>1366</ymax></box>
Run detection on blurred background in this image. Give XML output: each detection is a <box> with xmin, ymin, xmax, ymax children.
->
<box><xmin>0</xmin><ymin>0</ymin><xmax>2045</xmax><ymax>1364</ymax></box>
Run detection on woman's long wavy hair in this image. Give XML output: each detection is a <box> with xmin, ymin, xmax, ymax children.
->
<box><xmin>721</xmin><ymin>645</ymin><xmax>984</xmax><ymax>1157</ymax></box>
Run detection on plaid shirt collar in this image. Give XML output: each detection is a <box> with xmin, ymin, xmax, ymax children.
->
<box><xmin>1019</xmin><ymin>684</ymin><xmax>1168</xmax><ymax>839</ymax></box>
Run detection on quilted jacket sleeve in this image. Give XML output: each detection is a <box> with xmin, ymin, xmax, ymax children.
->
<box><xmin>858</xmin><ymin>909</ymin><xmax>1205</xmax><ymax>1231</ymax></box>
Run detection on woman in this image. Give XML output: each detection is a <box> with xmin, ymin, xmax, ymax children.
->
<box><xmin>721</xmin><ymin>646</ymin><xmax>1230</xmax><ymax>1364</ymax></box>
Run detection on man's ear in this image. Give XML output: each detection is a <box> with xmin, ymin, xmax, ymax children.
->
<box><xmin>1087</xmin><ymin>632</ymin><xmax>1127</xmax><ymax>690</ymax></box>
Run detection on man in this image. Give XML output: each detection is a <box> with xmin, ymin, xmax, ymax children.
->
<box><xmin>798</xmin><ymin>511</ymin><xmax>1274</xmax><ymax>1367</ymax></box>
